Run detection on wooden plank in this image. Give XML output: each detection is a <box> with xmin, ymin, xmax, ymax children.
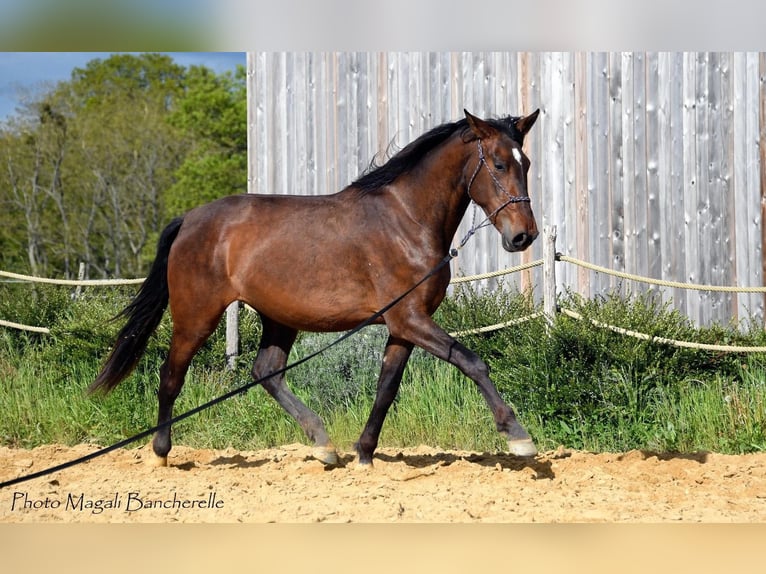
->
<box><xmin>574</xmin><ymin>52</ymin><xmax>590</xmax><ymax>298</ymax></box>
<box><xmin>396</xmin><ymin>52</ymin><xmax>410</xmax><ymax>149</ymax></box>
<box><xmin>327</xmin><ymin>53</ymin><xmax>338</xmax><ymax>195</ymax></box>
<box><xmin>561</xmin><ymin>53</ymin><xmax>578</xmax><ymax>293</ymax></box>
<box><xmin>720</xmin><ymin>52</ymin><xmax>737</xmax><ymax>320</ymax></box>
<box><xmin>744</xmin><ymin>53</ymin><xmax>764</xmax><ymax>322</ymax></box>
<box><xmin>656</xmin><ymin>52</ymin><xmax>673</xmax><ymax>309</ymax></box>
<box><xmin>542</xmin><ymin>52</ymin><xmax>564</xmax><ymax>260</ymax></box>
<box><xmin>246</xmin><ymin>52</ymin><xmax>257</xmax><ymax>195</ymax></box>
<box><xmin>253</xmin><ymin>52</ymin><xmax>270</xmax><ymax>195</ymax></box>
<box><xmin>510</xmin><ymin>51</ymin><xmax>537</xmax><ymax>291</ymax></box>
<box><xmin>519</xmin><ymin>52</ymin><xmax>542</xmax><ymax>280</ymax></box>
<box><xmin>342</xmin><ymin>51</ymin><xmax>353</xmax><ymax>186</ymax></box>
<box><xmin>645</xmin><ymin>53</ymin><xmax>662</xmax><ymax>288</ymax></box>
<box><xmin>707</xmin><ymin>52</ymin><xmax>730</xmax><ymax>322</ymax></box>
<box><xmin>605</xmin><ymin>53</ymin><xmax>632</xmax><ymax>292</ymax></box>
<box><xmin>732</xmin><ymin>52</ymin><xmax>747</xmax><ymax>322</ymax></box>
<box><xmin>682</xmin><ymin>52</ymin><xmax>700</xmax><ymax>324</ymax></box>
<box><xmin>760</xmin><ymin>52</ymin><xmax>766</xmax><ymax>317</ymax></box>
<box><xmin>632</xmin><ymin>52</ymin><xmax>649</xmax><ymax>290</ymax></box>
<box><xmin>621</xmin><ymin>52</ymin><xmax>636</xmax><ymax>282</ymax></box>
<box><xmin>275</xmin><ymin>53</ymin><xmax>288</xmax><ymax>195</ymax></box>
<box><xmin>427</xmin><ymin>52</ymin><xmax>440</xmax><ymax>125</ymax></box>
<box><xmin>351</xmin><ymin>52</ymin><xmax>368</xmax><ymax>183</ymax></box>
<box><xmin>314</xmin><ymin>53</ymin><xmax>328</xmax><ymax>196</ymax></box>
<box><xmin>304</xmin><ymin>53</ymin><xmax>317</xmax><ymax>196</ymax></box>
<box><xmin>695</xmin><ymin>52</ymin><xmax>711</xmax><ymax>325</ymax></box>
<box><xmin>668</xmin><ymin>53</ymin><xmax>688</xmax><ymax>316</ymax></box>
<box><xmin>587</xmin><ymin>52</ymin><xmax>611</xmax><ymax>297</ymax></box>
<box><xmin>291</xmin><ymin>53</ymin><xmax>306</xmax><ymax>196</ymax></box>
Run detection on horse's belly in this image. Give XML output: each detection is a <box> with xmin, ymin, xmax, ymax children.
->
<box><xmin>243</xmin><ymin>285</ymin><xmax>383</xmax><ymax>332</ymax></box>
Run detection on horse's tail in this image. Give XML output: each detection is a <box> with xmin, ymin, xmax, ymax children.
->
<box><xmin>88</xmin><ymin>217</ymin><xmax>184</xmax><ymax>394</ymax></box>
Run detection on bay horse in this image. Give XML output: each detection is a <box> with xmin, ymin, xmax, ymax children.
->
<box><xmin>90</xmin><ymin>109</ymin><xmax>541</xmax><ymax>467</ymax></box>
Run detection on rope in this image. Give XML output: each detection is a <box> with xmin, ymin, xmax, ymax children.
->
<box><xmin>0</xmin><ymin>270</ymin><xmax>144</xmax><ymax>286</ymax></box>
<box><xmin>561</xmin><ymin>308</ymin><xmax>766</xmax><ymax>353</ymax></box>
<box><xmin>449</xmin><ymin>259</ymin><xmax>542</xmax><ymax>284</ymax></box>
<box><xmin>448</xmin><ymin>312</ymin><xmax>543</xmax><ymax>337</ymax></box>
<box><xmin>0</xmin><ymin>319</ymin><xmax>50</xmax><ymax>334</ymax></box>
<box><xmin>558</xmin><ymin>255</ymin><xmax>766</xmax><ymax>293</ymax></box>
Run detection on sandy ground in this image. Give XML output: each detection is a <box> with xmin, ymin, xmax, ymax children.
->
<box><xmin>1</xmin><ymin>442</ymin><xmax>766</xmax><ymax>523</ymax></box>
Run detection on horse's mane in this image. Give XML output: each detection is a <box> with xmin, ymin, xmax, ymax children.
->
<box><xmin>352</xmin><ymin>115</ymin><xmax>523</xmax><ymax>193</ymax></box>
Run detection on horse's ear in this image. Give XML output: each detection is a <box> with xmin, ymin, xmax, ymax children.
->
<box><xmin>514</xmin><ymin>109</ymin><xmax>540</xmax><ymax>137</ymax></box>
<box><xmin>464</xmin><ymin>109</ymin><xmax>495</xmax><ymax>140</ymax></box>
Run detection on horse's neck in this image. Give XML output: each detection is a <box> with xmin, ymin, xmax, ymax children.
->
<box><xmin>388</xmin><ymin>142</ymin><xmax>473</xmax><ymax>248</ymax></box>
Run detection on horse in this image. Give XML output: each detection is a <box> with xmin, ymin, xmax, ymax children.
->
<box><xmin>89</xmin><ymin>109</ymin><xmax>541</xmax><ymax>468</ymax></box>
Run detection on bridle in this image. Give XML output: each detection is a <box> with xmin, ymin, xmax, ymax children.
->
<box><xmin>460</xmin><ymin>140</ymin><xmax>530</xmax><ymax>248</ymax></box>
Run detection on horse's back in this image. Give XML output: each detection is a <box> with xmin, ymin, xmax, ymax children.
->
<box><xmin>167</xmin><ymin>191</ymin><xmax>394</xmax><ymax>331</ymax></box>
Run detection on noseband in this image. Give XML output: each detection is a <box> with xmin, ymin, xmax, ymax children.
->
<box><xmin>466</xmin><ymin>140</ymin><xmax>530</xmax><ymax>224</ymax></box>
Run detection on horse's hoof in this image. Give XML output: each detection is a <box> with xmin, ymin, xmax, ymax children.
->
<box><xmin>507</xmin><ymin>438</ymin><xmax>538</xmax><ymax>457</ymax></box>
<box><xmin>149</xmin><ymin>454</ymin><xmax>168</xmax><ymax>467</ymax></box>
<box><xmin>312</xmin><ymin>445</ymin><xmax>339</xmax><ymax>466</ymax></box>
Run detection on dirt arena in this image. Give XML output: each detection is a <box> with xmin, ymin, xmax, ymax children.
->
<box><xmin>2</xmin><ymin>442</ymin><xmax>765</xmax><ymax>523</ymax></box>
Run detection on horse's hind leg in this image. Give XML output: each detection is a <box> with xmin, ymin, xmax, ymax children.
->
<box><xmin>151</xmin><ymin>309</ymin><xmax>225</xmax><ymax>466</ymax></box>
<box><xmin>253</xmin><ymin>316</ymin><xmax>338</xmax><ymax>465</ymax></box>
<box><xmin>355</xmin><ymin>336</ymin><xmax>413</xmax><ymax>466</ymax></box>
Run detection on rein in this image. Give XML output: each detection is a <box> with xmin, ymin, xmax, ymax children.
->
<box><xmin>458</xmin><ymin>140</ymin><xmax>530</xmax><ymax>250</ymax></box>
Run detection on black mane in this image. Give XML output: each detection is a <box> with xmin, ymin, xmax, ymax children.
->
<box><xmin>352</xmin><ymin>115</ymin><xmax>523</xmax><ymax>193</ymax></box>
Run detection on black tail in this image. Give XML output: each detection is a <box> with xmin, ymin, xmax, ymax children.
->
<box><xmin>89</xmin><ymin>217</ymin><xmax>184</xmax><ymax>394</ymax></box>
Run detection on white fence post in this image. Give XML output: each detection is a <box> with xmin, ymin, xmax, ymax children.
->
<box><xmin>543</xmin><ymin>225</ymin><xmax>558</xmax><ymax>327</ymax></box>
<box><xmin>225</xmin><ymin>302</ymin><xmax>239</xmax><ymax>370</ymax></box>
<box><xmin>72</xmin><ymin>262</ymin><xmax>86</xmax><ymax>300</ymax></box>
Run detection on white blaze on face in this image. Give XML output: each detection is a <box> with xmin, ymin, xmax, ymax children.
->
<box><xmin>512</xmin><ymin>147</ymin><xmax>523</xmax><ymax>168</ymax></box>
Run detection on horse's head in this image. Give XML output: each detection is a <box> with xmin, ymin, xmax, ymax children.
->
<box><xmin>463</xmin><ymin>109</ymin><xmax>540</xmax><ymax>252</ymax></box>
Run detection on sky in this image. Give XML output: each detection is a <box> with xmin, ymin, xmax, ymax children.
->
<box><xmin>0</xmin><ymin>52</ymin><xmax>245</xmax><ymax>120</ymax></box>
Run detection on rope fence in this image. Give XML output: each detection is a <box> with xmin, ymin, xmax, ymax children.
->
<box><xmin>0</xmin><ymin>318</ymin><xmax>50</xmax><ymax>335</ymax></box>
<box><xmin>3</xmin><ymin>225</ymin><xmax>766</xmax><ymax>353</ymax></box>
<box><xmin>448</xmin><ymin>312</ymin><xmax>544</xmax><ymax>338</ymax></box>
<box><xmin>448</xmin><ymin>259</ymin><xmax>542</xmax><ymax>283</ymax></box>
<box><xmin>557</xmin><ymin>255</ymin><xmax>766</xmax><ymax>293</ymax></box>
<box><xmin>559</xmin><ymin>308</ymin><xmax>766</xmax><ymax>353</ymax></box>
<box><xmin>0</xmin><ymin>270</ymin><xmax>144</xmax><ymax>287</ymax></box>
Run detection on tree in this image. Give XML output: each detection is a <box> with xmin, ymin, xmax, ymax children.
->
<box><xmin>0</xmin><ymin>98</ymin><xmax>68</xmax><ymax>276</ymax></box>
<box><xmin>56</xmin><ymin>53</ymin><xmax>189</xmax><ymax>277</ymax></box>
<box><xmin>165</xmin><ymin>64</ymin><xmax>247</xmax><ymax>216</ymax></box>
<box><xmin>0</xmin><ymin>53</ymin><xmax>246</xmax><ymax>279</ymax></box>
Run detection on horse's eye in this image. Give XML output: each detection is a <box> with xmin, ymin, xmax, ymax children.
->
<box><xmin>493</xmin><ymin>162</ymin><xmax>506</xmax><ymax>172</ymax></box>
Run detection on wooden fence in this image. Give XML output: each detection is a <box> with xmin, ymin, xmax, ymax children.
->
<box><xmin>245</xmin><ymin>52</ymin><xmax>766</xmax><ymax>326</ymax></box>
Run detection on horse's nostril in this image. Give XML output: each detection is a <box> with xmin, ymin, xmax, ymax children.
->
<box><xmin>512</xmin><ymin>233</ymin><xmax>529</xmax><ymax>248</ymax></box>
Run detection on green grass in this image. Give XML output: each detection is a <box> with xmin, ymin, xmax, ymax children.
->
<box><xmin>652</xmin><ymin>365</ymin><xmax>766</xmax><ymax>453</ymax></box>
<box><xmin>1</xmin><ymin>282</ymin><xmax>766</xmax><ymax>455</ymax></box>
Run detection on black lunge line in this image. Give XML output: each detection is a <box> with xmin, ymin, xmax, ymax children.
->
<box><xmin>0</xmin><ymin>253</ymin><xmax>454</xmax><ymax>490</ymax></box>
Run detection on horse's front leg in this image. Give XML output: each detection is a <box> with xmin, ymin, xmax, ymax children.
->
<box><xmin>388</xmin><ymin>312</ymin><xmax>537</xmax><ymax>458</ymax></box>
<box><xmin>355</xmin><ymin>336</ymin><xmax>414</xmax><ymax>466</ymax></box>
